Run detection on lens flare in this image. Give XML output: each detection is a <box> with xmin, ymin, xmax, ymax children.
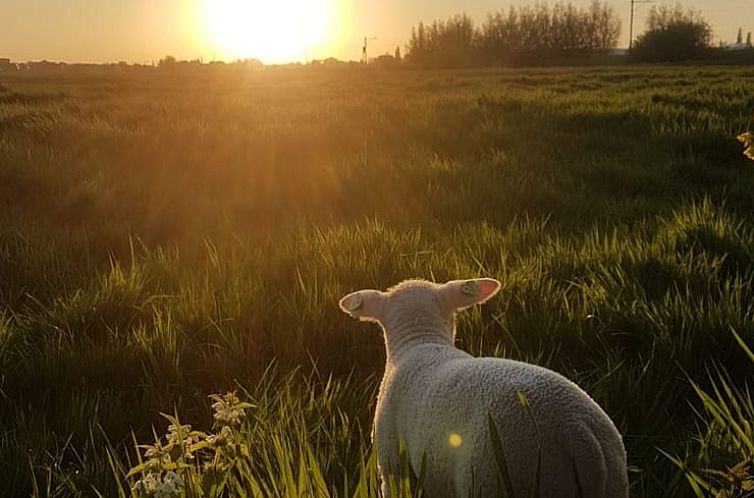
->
<box><xmin>449</xmin><ymin>433</ymin><xmax>463</xmax><ymax>447</ymax></box>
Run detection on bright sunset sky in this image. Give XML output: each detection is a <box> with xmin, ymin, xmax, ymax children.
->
<box><xmin>0</xmin><ymin>0</ymin><xmax>750</xmax><ymax>64</ymax></box>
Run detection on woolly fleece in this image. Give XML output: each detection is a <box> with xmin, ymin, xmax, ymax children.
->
<box><xmin>340</xmin><ymin>278</ymin><xmax>628</xmax><ymax>498</ymax></box>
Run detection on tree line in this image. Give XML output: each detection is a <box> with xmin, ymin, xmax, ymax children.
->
<box><xmin>405</xmin><ymin>1</ymin><xmax>621</xmax><ymax>68</ymax></box>
<box><xmin>631</xmin><ymin>4</ymin><xmax>712</xmax><ymax>61</ymax></box>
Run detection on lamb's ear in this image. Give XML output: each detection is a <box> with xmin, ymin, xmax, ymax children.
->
<box><xmin>339</xmin><ymin>289</ymin><xmax>386</xmax><ymax>323</ymax></box>
<box><xmin>440</xmin><ymin>278</ymin><xmax>501</xmax><ymax>311</ymax></box>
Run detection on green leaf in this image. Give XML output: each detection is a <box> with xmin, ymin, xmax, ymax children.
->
<box><xmin>488</xmin><ymin>413</ymin><xmax>516</xmax><ymax>498</ymax></box>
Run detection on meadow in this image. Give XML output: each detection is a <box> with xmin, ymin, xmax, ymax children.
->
<box><xmin>1</xmin><ymin>64</ymin><xmax>754</xmax><ymax>497</ymax></box>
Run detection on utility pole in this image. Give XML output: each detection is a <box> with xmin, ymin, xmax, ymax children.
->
<box><xmin>629</xmin><ymin>0</ymin><xmax>653</xmax><ymax>49</ymax></box>
<box><xmin>363</xmin><ymin>36</ymin><xmax>378</xmax><ymax>64</ymax></box>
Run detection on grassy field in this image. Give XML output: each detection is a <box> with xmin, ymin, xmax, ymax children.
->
<box><xmin>1</xmin><ymin>64</ymin><xmax>754</xmax><ymax>497</ymax></box>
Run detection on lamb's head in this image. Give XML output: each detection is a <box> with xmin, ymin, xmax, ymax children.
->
<box><xmin>339</xmin><ymin>278</ymin><xmax>500</xmax><ymax>344</ymax></box>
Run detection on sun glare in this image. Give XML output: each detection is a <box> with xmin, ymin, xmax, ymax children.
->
<box><xmin>204</xmin><ymin>0</ymin><xmax>333</xmax><ymax>63</ymax></box>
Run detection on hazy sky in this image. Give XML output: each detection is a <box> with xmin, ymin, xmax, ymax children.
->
<box><xmin>0</xmin><ymin>0</ymin><xmax>750</xmax><ymax>63</ymax></box>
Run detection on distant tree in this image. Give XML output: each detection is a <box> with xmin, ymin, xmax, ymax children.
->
<box><xmin>240</xmin><ymin>58</ymin><xmax>263</xmax><ymax>69</ymax></box>
<box><xmin>590</xmin><ymin>0</ymin><xmax>621</xmax><ymax>50</ymax></box>
<box><xmin>406</xmin><ymin>1</ymin><xmax>620</xmax><ymax>68</ymax></box>
<box><xmin>475</xmin><ymin>1</ymin><xmax>619</xmax><ymax>65</ymax></box>
<box><xmin>158</xmin><ymin>55</ymin><xmax>177</xmax><ymax>68</ymax></box>
<box><xmin>405</xmin><ymin>14</ymin><xmax>476</xmax><ymax>68</ymax></box>
<box><xmin>737</xmin><ymin>27</ymin><xmax>743</xmax><ymax>45</ymax></box>
<box><xmin>748</xmin><ymin>32</ymin><xmax>752</xmax><ymax>48</ymax></box>
<box><xmin>394</xmin><ymin>46</ymin><xmax>401</xmax><ymax>60</ymax></box>
<box><xmin>406</xmin><ymin>22</ymin><xmax>430</xmax><ymax>65</ymax></box>
<box><xmin>632</xmin><ymin>4</ymin><xmax>712</xmax><ymax>62</ymax></box>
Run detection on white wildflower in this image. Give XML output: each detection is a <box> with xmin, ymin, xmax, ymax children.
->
<box><xmin>166</xmin><ymin>423</ymin><xmax>191</xmax><ymax>445</ymax></box>
<box><xmin>212</xmin><ymin>403</ymin><xmax>245</xmax><ymax>425</ymax></box>
<box><xmin>210</xmin><ymin>392</ymin><xmax>248</xmax><ymax>426</ymax></box>
<box><xmin>133</xmin><ymin>472</ymin><xmax>160</xmax><ymax>494</ymax></box>
<box><xmin>154</xmin><ymin>480</ymin><xmax>178</xmax><ymax>498</ymax></box>
<box><xmin>163</xmin><ymin>470</ymin><xmax>184</xmax><ymax>488</ymax></box>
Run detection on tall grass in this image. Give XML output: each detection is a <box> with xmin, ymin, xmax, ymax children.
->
<box><xmin>663</xmin><ymin>329</ymin><xmax>754</xmax><ymax>498</ymax></box>
<box><xmin>1</xmin><ymin>65</ymin><xmax>754</xmax><ymax>496</ymax></box>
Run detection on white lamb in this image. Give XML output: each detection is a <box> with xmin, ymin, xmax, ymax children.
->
<box><xmin>339</xmin><ymin>277</ymin><xmax>628</xmax><ymax>498</ymax></box>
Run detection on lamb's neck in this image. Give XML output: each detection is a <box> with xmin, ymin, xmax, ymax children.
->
<box><xmin>383</xmin><ymin>321</ymin><xmax>454</xmax><ymax>365</ymax></box>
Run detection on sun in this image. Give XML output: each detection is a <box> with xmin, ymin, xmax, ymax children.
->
<box><xmin>204</xmin><ymin>0</ymin><xmax>332</xmax><ymax>63</ymax></box>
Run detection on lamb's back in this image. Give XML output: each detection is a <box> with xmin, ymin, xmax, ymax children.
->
<box><xmin>402</xmin><ymin>356</ymin><xmax>620</xmax><ymax>498</ymax></box>
<box><xmin>419</xmin><ymin>356</ymin><xmax>600</xmax><ymax>433</ymax></box>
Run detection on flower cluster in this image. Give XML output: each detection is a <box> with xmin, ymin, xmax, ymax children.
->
<box><xmin>128</xmin><ymin>391</ymin><xmax>254</xmax><ymax>497</ymax></box>
<box><xmin>133</xmin><ymin>471</ymin><xmax>184</xmax><ymax>498</ymax></box>
<box><xmin>205</xmin><ymin>425</ymin><xmax>233</xmax><ymax>447</ymax></box>
<box><xmin>210</xmin><ymin>391</ymin><xmax>249</xmax><ymax>427</ymax></box>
